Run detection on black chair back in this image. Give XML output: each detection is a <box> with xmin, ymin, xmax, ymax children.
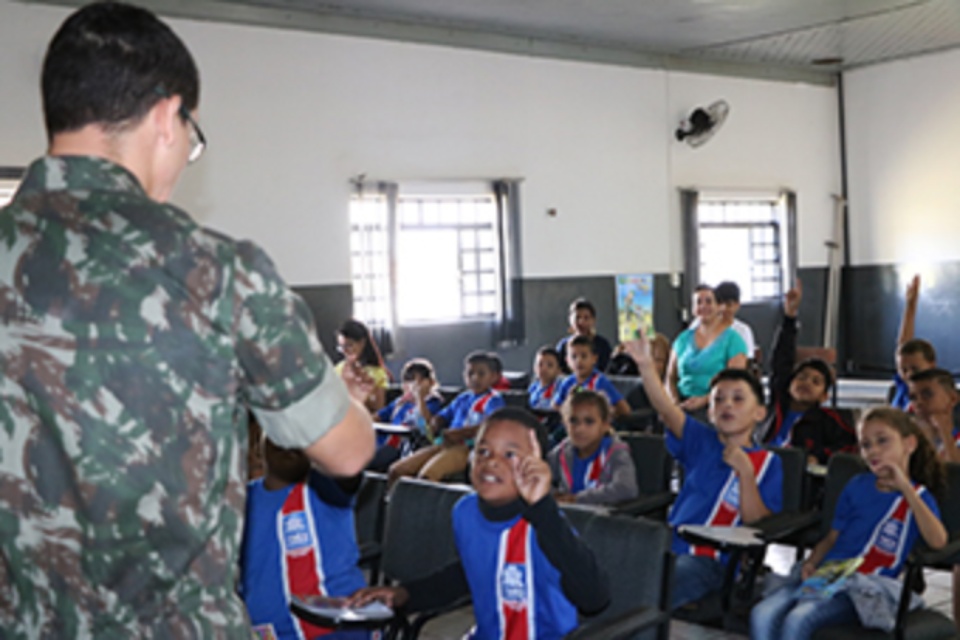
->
<box><xmin>770</xmin><ymin>446</ymin><xmax>805</xmax><ymax>513</ymax></box>
<box><xmin>379</xmin><ymin>478</ymin><xmax>471</xmax><ymax>584</ymax></box>
<box><xmin>621</xmin><ymin>432</ymin><xmax>672</xmax><ymax>496</ymax></box>
<box><xmin>817</xmin><ymin>453</ymin><xmax>868</xmax><ymax>538</ymax></box>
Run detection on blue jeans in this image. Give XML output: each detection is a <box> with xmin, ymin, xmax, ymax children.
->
<box><xmin>671</xmin><ymin>554</ymin><xmax>727</xmax><ymax>609</ymax></box>
<box><xmin>750</xmin><ymin>583</ymin><xmax>859</xmax><ymax>640</ymax></box>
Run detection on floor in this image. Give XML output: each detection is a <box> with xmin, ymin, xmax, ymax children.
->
<box><xmin>416</xmin><ymin>545</ymin><xmax>957</xmax><ymax>639</ymax></box>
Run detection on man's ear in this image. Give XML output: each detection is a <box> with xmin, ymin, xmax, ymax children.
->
<box><xmin>150</xmin><ymin>95</ymin><xmax>181</xmax><ymax>148</ymax></box>
<box><xmin>753</xmin><ymin>403</ymin><xmax>767</xmax><ymax>424</ymax></box>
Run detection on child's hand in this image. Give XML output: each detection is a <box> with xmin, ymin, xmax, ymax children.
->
<box><xmin>346</xmin><ymin>586</ymin><xmax>409</xmax><ymax>609</ymax></box>
<box><xmin>622</xmin><ymin>334</ymin><xmax>652</xmax><ymax>370</ymax></box>
<box><xmin>554</xmin><ymin>491</ymin><xmax>577</xmax><ymax>504</ymax></box>
<box><xmin>723</xmin><ymin>444</ymin><xmax>753</xmax><ymax>478</ymax></box>
<box><xmin>340</xmin><ymin>360</ymin><xmax>376</xmax><ymax>405</ymax></box>
<box><xmin>513</xmin><ymin>430</ymin><xmax>551</xmax><ymax>505</ymax></box>
<box><xmin>415</xmin><ymin>378</ymin><xmax>432</xmax><ymax>400</ymax></box>
<box><xmin>801</xmin><ymin>559</ymin><xmax>818</xmax><ymax>581</ymax></box>
<box><xmin>784</xmin><ymin>280</ymin><xmax>803</xmax><ymax>318</ymax></box>
<box><xmin>875</xmin><ymin>461</ymin><xmax>912</xmax><ymax>493</ymax></box>
<box><xmin>906</xmin><ymin>274</ymin><xmax>920</xmax><ymax>306</ymax></box>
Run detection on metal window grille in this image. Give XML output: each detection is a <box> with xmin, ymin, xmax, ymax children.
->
<box><xmin>349</xmin><ymin>192</ymin><xmax>392</xmax><ymax>331</ymax></box>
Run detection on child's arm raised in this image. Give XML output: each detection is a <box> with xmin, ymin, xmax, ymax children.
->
<box><xmin>624</xmin><ymin>334</ymin><xmax>686</xmax><ymax>439</ymax></box>
<box><xmin>896</xmin><ymin>275</ymin><xmax>921</xmax><ymax>352</ymax></box>
<box><xmin>879</xmin><ymin>460</ymin><xmax>948</xmax><ymax>550</ymax></box>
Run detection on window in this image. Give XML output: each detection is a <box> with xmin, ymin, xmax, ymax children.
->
<box><xmin>0</xmin><ymin>168</ymin><xmax>24</xmax><ymax>207</ymax></box>
<box><xmin>681</xmin><ymin>190</ymin><xmax>797</xmax><ymax>304</ymax></box>
<box><xmin>349</xmin><ymin>180</ymin><xmax>524</xmax><ymax>343</ymax></box>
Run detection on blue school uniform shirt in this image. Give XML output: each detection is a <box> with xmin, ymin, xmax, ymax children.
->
<box><xmin>768</xmin><ymin>409</ymin><xmax>804</xmax><ymax>447</ymax></box>
<box><xmin>528</xmin><ymin>378</ymin><xmax>561</xmax><ymax>410</ymax></box>
<box><xmin>891</xmin><ymin>373</ymin><xmax>910</xmax><ymax>411</ymax></box>
<box><xmin>453</xmin><ymin>494</ymin><xmax>578</xmax><ymax>640</ymax></box>
<box><xmin>375</xmin><ymin>393</ymin><xmax>443</xmax><ymax>444</ymax></box>
<box><xmin>553</xmin><ymin>370</ymin><xmax>623</xmax><ymax>408</ymax></box>
<box><xmin>570</xmin><ymin>435</ymin><xmax>612</xmax><ymax>493</ymax></box>
<box><xmin>667</xmin><ymin>416</ymin><xmax>783</xmax><ymax>562</ymax></box>
<box><xmin>239</xmin><ymin>476</ymin><xmax>367</xmax><ymax>640</ymax></box>
<box><xmin>672</xmin><ymin>327</ymin><xmax>749</xmax><ymax>398</ymax></box>
<box><xmin>437</xmin><ymin>389</ymin><xmax>505</xmax><ymax>428</ymax></box>
<box><xmin>824</xmin><ymin>473</ymin><xmax>940</xmax><ymax>578</ymax></box>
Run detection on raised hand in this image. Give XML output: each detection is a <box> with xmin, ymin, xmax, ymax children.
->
<box><xmin>622</xmin><ymin>331</ymin><xmax>652</xmax><ymax>371</ymax></box>
<box><xmin>906</xmin><ymin>274</ymin><xmax>920</xmax><ymax>305</ymax></box>
<box><xmin>512</xmin><ymin>429</ymin><xmax>551</xmax><ymax>505</ymax></box>
<box><xmin>784</xmin><ymin>279</ymin><xmax>802</xmax><ymax>318</ymax></box>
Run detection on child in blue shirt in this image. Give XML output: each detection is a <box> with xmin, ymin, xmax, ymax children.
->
<box><xmin>548</xmin><ymin>390</ymin><xmax>638</xmax><ymax>506</ymax></box>
<box><xmin>369</xmin><ymin>358</ymin><xmax>443</xmax><ymax>471</ymax></box>
<box><xmin>625</xmin><ymin>333</ymin><xmax>783</xmax><ymax>609</ymax></box>
<box><xmin>240</xmin><ymin>437</ymin><xmax>369</xmax><ymax>640</ymax></box>
<box><xmin>554</xmin><ymin>335</ymin><xmax>631</xmax><ymax>418</ymax></box>
<box><xmin>891</xmin><ymin>275</ymin><xmax>937</xmax><ymax>410</ymax></box>
<box><xmin>348</xmin><ymin>407</ymin><xmax>609</xmax><ymax>639</ymax></box>
<box><xmin>751</xmin><ymin>407</ymin><xmax>946</xmax><ymax>639</ymax></box>
<box><xmin>388</xmin><ymin>351</ymin><xmax>505</xmax><ymax>485</ymax></box>
<box><xmin>528</xmin><ymin>346</ymin><xmax>562</xmax><ymax>411</ymax></box>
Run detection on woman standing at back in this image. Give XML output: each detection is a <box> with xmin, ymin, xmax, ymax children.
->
<box><xmin>668</xmin><ymin>285</ymin><xmax>749</xmax><ymax>414</ymax></box>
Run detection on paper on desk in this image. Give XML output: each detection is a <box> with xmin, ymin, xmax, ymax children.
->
<box><xmin>291</xmin><ymin>595</ymin><xmax>394</xmax><ymax>622</ymax></box>
<box><xmin>678</xmin><ymin>524</ymin><xmax>764</xmax><ymax>546</ymax></box>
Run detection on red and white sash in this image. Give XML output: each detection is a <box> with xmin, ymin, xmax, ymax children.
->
<box><xmin>279</xmin><ymin>483</ymin><xmax>331</xmax><ymax>639</ymax></box>
<box><xmin>559</xmin><ymin>439</ymin><xmax>611</xmax><ymax>492</ymax></box>
<box><xmin>692</xmin><ymin>450</ymin><xmax>775</xmax><ymax>560</ymax></box>
<box><xmin>857</xmin><ymin>485</ymin><xmax>923</xmax><ymax>576</ymax></box>
<box><xmin>575</xmin><ymin>372</ymin><xmax>600</xmax><ymax>393</ymax></box>
<box><xmin>496</xmin><ymin>518</ymin><xmax>536</xmax><ymax>640</ymax></box>
<box><xmin>467</xmin><ymin>391</ymin><xmax>496</xmax><ymax>425</ymax></box>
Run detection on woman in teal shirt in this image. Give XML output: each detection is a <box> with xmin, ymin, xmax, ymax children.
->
<box><xmin>668</xmin><ymin>285</ymin><xmax>749</xmax><ymax>413</ymax></box>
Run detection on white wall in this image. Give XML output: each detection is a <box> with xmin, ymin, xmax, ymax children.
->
<box><xmin>845</xmin><ymin>48</ymin><xmax>960</xmax><ymax>267</ymax></box>
<box><xmin>0</xmin><ymin>0</ymin><xmax>840</xmax><ymax>285</ymax></box>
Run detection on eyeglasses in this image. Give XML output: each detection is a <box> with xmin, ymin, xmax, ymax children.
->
<box><xmin>155</xmin><ymin>86</ymin><xmax>207</xmax><ymax>164</ymax></box>
<box><xmin>178</xmin><ymin>105</ymin><xmax>207</xmax><ymax>164</ymax></box>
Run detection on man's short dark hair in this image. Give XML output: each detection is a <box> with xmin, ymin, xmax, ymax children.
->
<box><xmin>791</xmin><ymin>359</ymin><xmax>835</xmax><ymax>395</ymax></box>
<box><xmin>714</xmin><ymin>281</ymin><xmax>741</xmax><ymax>304</ymax></box>
<box><xmin>709</xmin><ymin>368</ymin><xmax>765</xmax><ymax>406</ymax></box>
<box><xmin>898</xmin><ymin>338</ymin><xmax>937</xmax><ymax>363</ymax></box>
<box><xmin>481</xmin><ymin>407</ymin><xmax>550</xmax><ymax>460</ymax></box>
<box><xmin>42</xmin><ymin>2</ymin><xmax>200</xmax><ymax>138</ymax></box>
<box><xmin>569</xmin><ymin>297</ymin><xmax>597</xmax><ymax>318</ymax></box>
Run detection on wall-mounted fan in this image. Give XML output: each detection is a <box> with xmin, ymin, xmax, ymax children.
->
<box><xmin>675</xmin><ymin>100</ymin><xmax>729</xmax><ymax>148</ymax></box>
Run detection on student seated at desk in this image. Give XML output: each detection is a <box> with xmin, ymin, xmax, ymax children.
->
<box><xmin>348</xmin><ymin>408</ymin><xmax>610</xmax><ymax>639</ymax></box>
<box><xmin>369</xmin><ymin>358</ymin><xmax>444</xmax><ymax>471</ymax></box>
<box><xmin>750</xmin><ymin>407</ymin><xmax>946</xmax><ymax>640</ymax></box>
<box><xmin>907</xmin><ymin>368</ymin><xmax>960</xmax><ymax>463</ymax></box>
<box><xmin>240</xmin><ymin>437</ymin><xmax>370</xmax><ymax>640</ymax></box>
<box><xmin>757</xmin><ymin>282</ymin><xmax>856</xmax><ymax>465</ymax></box>
<box><xmin>528</xmin><ymin>346</ymin><xmax>563</xmax><ymax>411</ymax></box>
<box><xmin>553</xmin><ymin>335</ymin><xmax>631</xmax><ymax>419</ymax></box>
<box><xmin>624</xmin><ymin>334</ymin><xmax>783</xmax><ymax>610</ymax></box>
<box><xmin>548</xmin><ymin>391</ymin><xmax>638</xmax><ymax>506</ymax></box>
<box><xmin>388</xmin><ymin>351</ymin><xmax>505</xmax><ymax>485</ymax></box>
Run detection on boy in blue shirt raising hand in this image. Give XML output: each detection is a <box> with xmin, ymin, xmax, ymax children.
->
<box><xmin>625</xmin><ymin>334</ymin><xmax>783</xmax><ymax>609</ymax></box>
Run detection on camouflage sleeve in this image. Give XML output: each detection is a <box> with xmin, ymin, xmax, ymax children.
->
<box><xmin>233</xmin><ymin>240</ymin><xmax>350</xmax><ymax>449</ymax></box>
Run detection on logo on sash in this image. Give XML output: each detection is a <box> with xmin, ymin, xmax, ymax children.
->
<box><xmin>282</xmin><ymin>512</ymin><xmax>313</xmax><ymax>555</ymax></box>
<box><xmin>500</xmin><ymin>563</ymin><xmax>528</xmax><ymax>610</ymax></box>
<box><xmin>876</xmin><ymin>520</ymin><xmax>904</xmax><ymax>554</ymax></box>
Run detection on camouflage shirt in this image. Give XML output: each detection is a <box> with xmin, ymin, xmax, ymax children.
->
<box><xmin>0</xmin><ymin>156</ymin><xmax>351</xmax><ymax>638</ymax></box>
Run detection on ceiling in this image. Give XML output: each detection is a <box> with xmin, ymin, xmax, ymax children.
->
<box><xmin>20</xmin><ymin>0</ymin><xmax>960</xmax><ymax>83</ymax></box>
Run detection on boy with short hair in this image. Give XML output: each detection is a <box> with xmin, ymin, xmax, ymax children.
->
<box><xmin>388</xmin><ymin>351</ymin><xmax>505</xmax><ymax>484</ymax></box>
<box><xmin>556</xmin><ymin>297</ymin><xmax>614</xmax><ymax>374</ymax></box>
<box><xmin>349</xmin><ymin>408</ymin><xmax>610</xmax><ymax>638</ymax></box>
<box><xmin>240</xmin><ymin>437</ymin><xmax>369</xmax><ymax>640</ymax></box>
<box><xmin>759</xmin><ymin>282</ymin><xmax>856</xmax><ymax>465</ymax></box>
<box><xmin>553</xmin><ymin>335</ymin><xmax>631</xmax><ymax>418</ymax></box>
<box><xmin>892</xmin><ymin>275</ymin><xmax>937</xmax><ymax>409</ymax></box>
<box><xmin>625</xmin><ymin>335</ymin><xmax>783</xmax><ymax>609</ymax></box>
<box><xmin>907</xmin><ymin>368</ymin><xmax>960</xmax><ymax>463</ymax></box>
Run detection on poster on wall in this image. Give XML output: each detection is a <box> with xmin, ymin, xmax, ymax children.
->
<box><xmin>616</xmin><ymin>274</ymin><xmax>654</xmax><ymax>342</ymax></box>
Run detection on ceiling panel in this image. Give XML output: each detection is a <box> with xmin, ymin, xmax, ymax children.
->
<box><xmin>20</xmin><ymin>0</ymin><xmax>960</xmax><ymax>80</ymax></box>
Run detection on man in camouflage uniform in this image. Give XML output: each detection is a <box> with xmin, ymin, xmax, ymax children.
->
<box><xmin>0</xmin><ymin>3</ymin><xmax>374</xmax><ymax>637</ymax></box>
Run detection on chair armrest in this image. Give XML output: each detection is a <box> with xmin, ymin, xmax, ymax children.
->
<box><xmin>754</xmin><ymin>510</ymin><xmax>821</xmax><ymax>541</ymax></box>
<box><xmin>609</xmin><ymin>492</ymin><xmax>675</xmax><ymax>517</ymax></box>
<box><xmin>565</xmin><ymin>606</ymin><xmax>668</xmax><ymax>640</ymax></box>
<box><xmin>915</xmin><ymin>538</ymin><xmax>960</xmax><ymax>568</ymax></box>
